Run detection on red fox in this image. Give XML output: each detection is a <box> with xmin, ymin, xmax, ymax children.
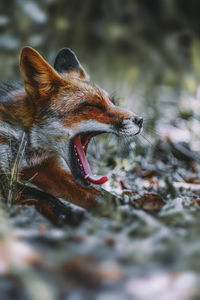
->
<box><xmin>0</xmin><ymin>47</ymin><xmax>143</xmax><ymax>210</ymax></box>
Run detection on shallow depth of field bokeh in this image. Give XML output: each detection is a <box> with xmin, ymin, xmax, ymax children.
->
<box><xmin>1</xmin><ymin>1</ymin><xmax>200</xmax><ymax>299</ymax></box>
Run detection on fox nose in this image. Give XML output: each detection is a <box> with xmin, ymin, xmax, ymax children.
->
<box><xmin>132</xmin><ymin>116</ymin><xmax>143</xmax><ymax>128</ymax></box>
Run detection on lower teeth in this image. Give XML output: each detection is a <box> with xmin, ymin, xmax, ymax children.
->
<box><xmin>74</xmin><ymin>145</ymin><xmax>89</xmax><ymax>180</ymax></box>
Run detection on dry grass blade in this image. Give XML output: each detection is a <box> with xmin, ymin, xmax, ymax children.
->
<box><xmin>0</xmin><ymin>171</ymin><xmax>10</xmax><ymax>205</ymax></box>
<box><xmin>7</xmin><ymin>132</ymin><xmax>26</xmax><ymax>207</ymax></box>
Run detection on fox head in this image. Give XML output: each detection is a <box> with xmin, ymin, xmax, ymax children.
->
<box><xmin>20</xmin><ymin>47</ymin><xmax>143</xmax><ymax>186</ymax></box>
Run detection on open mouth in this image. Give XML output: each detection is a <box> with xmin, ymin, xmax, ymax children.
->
<box><xmin>70</xmin><ymin>132</ymin><xmax>108</xmax><ymax>186</ymax></box>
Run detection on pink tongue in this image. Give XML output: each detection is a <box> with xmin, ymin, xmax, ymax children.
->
<box><xmin>74</xmin><ymin>136</ymin><xmax>108</xmax><ymax>185</ymax></box>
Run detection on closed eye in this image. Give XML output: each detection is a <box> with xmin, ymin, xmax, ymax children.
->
<box><xmin>81</xmin><ymin>103</ymin><xmax>106</xmax><ymax>112</ymax></box>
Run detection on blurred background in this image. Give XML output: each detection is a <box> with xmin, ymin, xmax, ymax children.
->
<box><xmin>1</xmin><ymin>1</ymin><xmax>200</xmax><ymax>299</ymax></box>
<box><xmin>1</xmin><ymin>0</ymin><xmax>200</xmax><ymax>133</ymax></box>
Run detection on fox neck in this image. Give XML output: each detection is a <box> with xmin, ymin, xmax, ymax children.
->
<box><xmin>0</xmin><ymin>88</ymin><xmax>65</xmax><ymax>166</ymax></box>
<box><xmin>0</xmin><ymin>89</ymin><xmax>31</xmax><ymax>126</ymax></box>
<box><xmin>26</xmin><ymin>119</ymin><xmax>72</xmax><ymax>165</ymax></box>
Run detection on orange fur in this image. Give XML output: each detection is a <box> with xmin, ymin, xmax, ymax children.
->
<box><xmin>0</xmin><ymin>47</ymin><xmax>141</xmax><ymax>211</ymax></box>
<box><xmin>21</xmin><ymin>157</ymin><xmax>100</xmax><ymax>209</ymax></box>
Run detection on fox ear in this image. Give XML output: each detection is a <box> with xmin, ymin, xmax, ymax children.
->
<box><xmin>20</xmin><ymin>47</ymin><xmax>63</xmax><ymax>97</ymax></box>
<box><xmin>54</xmin><ymin>48</ymin><xmax>89</xmax><ymax>80</ymax></box>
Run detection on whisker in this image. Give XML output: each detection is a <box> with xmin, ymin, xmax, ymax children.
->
<box><xmin>143</xmin><ymin>118</ymin><xmax>157</xmax><ymax>122</ymax></box>
<box><xmin>140</xmin><ymin>133</ymin><xmax>166</xmax><ymax>161</ymax></box>
<box><xmin>140</xmin><ymin>133</ymin><xmax>154</xmax><ymax>147</ymax></box>
<box><xmin>136</xmin><ymin>135</ymin><xmax>149</xmax><ymax>149</ymax></box>
<box><xmin>110</xmin><ymin>91</ymin><xmax>120</xmax><ymax>105</ymax></box>
<box><xmin>143</xmin><ymin>127</ymin><xmax>162</xmax><ymax>137</ymax></box>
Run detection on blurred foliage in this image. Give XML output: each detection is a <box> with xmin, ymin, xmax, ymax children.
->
<box><xmin>1</xmin><ymin>0</ymin><xmax>200</xmax><ymax>79</ymax></box>
<box><xmin>1</xmin><ymin>0</ymin><xmax>200</xmax><ymax>127</ymax></box>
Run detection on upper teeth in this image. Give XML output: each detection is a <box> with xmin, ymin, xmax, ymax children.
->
<box><xmin>74</xmin><ymin>143</ymin><xmax>86</xmax><ymax>175</ymax></box>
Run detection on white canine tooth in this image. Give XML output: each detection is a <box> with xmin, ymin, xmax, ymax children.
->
<box><xmin>85</xmin><ymin>174</ymin><xmax>89</xmax><ymax>179</ymax></box>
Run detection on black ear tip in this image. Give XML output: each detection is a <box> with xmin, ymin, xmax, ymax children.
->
<box><xmin>54</xmin><ymin>48</ymin><xmax>79</xmax><ymax>73</ymax></box>
<box><xmin>56</xmin><ymin>48</ymin><xmax>76</xmax><ymax>59</ymax></box>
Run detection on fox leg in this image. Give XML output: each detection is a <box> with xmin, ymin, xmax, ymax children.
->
<box><xmin>15</xmin><ymin>183</ymin><xmax>85</xmax><ymax>225</ymax></box>
<box><xmin>20</xmin><ymin>157</ymin><xmax>101</xmax><ymax>210</ymax></box>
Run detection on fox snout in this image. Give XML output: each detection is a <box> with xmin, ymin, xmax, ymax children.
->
<box><xmin>132</xmin><ymin>116</ymin><xmax>143</xmax><ymax>128</ymax></box>
<box><xmin>115</xmin><ymin>114</ymin><xmax>143</xmax><ymax>137</ymax></box>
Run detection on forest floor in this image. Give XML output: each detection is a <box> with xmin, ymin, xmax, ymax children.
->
<box><xmin>1</xmin><ymin>109</ymin><xmax>200</xmax><ymax>300</ymax></box>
